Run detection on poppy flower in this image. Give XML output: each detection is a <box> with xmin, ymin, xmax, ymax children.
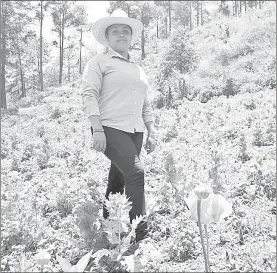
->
<box><xmin>186</xmin><ymin>185</ymin><xmax>232</xmax><ymax>225</ymax></box>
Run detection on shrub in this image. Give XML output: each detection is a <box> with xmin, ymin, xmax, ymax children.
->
<box><xmin>244</xmin><ymin>99</ymin><xmax>257</xmax><ymax>110</ymax></box>
<box><xmin>18</xmin><ymin>97</ymin><xmax>33</xmax><ymax>108</ymax></box>
<box><xmin>37</xmin><ymin>126</ymin><xmax>45</xmax><ymax>138</ymax></box>
<box><xmin>238</xmin><ymin>134</ymin><xmax>250</xmax><ymax>163</ymax></box>
<box><xmin>253</xmin><ymin>128</ymin><xmax>274</xmax><ymax>147</ymax></box>
<box><xmin>157</xmin><ymin>26</ymin><xmax>199</xmax><ymax>94</ymax></box>
<box><xmin>72</xmin><ymin>197</ymin><xmax>100</xmax><ymax>247</ymax></box>
<box><xmin>167</xmin><ymin>231</ymin><xmax>197</xmax><ymax>262</ymax></box>
<box><xmin>56</xmin><ymin>193</ymin><xmax>74</xmax><ymax>218</ymax></box>
<box><xmin>50</xmin><ymin>108</ymin><xmax>62</xmax><ymax>119</ymax></box>
<box><xmin>223</xmin><ymin>78</ymin><xmax>237</xmax><ymax>98</ymax></box>
<box><xmin>5</xmin><ymin>107</ymin><xmax>19</xmax><ymax>116</ymax></box>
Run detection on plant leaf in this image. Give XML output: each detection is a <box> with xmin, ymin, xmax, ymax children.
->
<box><xmin>76</xmin><ymin>249</ymin><xmax>93</xmax><ymax>272</ymax></box>
<box><xmin>121</xmin><ymin>254</ymin><xmax>144</xmax><ymax>272</ymax></box>
<box><xmin>92</xmin><ymin>249</ymin><xmax>111</xmax><ymax>265</ymax></box>
<box><xmin>56</xmin><ymin>255</ymin><xmax>73</xmax><ymax>272</ymax></box>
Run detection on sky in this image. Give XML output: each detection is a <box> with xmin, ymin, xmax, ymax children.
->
<box><xmin>39</xmin><ymin>1</ymin><xmax>110</xmax><ymax>55</ymax></box>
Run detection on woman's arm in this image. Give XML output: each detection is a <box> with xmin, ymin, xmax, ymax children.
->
<box><xmin>88</xmin><ymin>115</ymin><xmax>104</xmax><ymax>131</ymax></box>
<box><xmin>81</xmin><ymin>56</ymin><xmax>103</xmax><ymax>129</ymax></box>
<box><xmin>141</xmin><ymin>69</ymin><xmax>155</xmax><ymax>136</ymax></box>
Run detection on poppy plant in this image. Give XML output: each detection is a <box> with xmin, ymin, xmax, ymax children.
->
<box><xmin>186</xmin><ymin>184</ymin><xmax>232</xmax><ymax>272</ymax></box>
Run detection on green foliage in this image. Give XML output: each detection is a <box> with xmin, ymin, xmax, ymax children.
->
<box><xmin>223</xmin><ymin>78</ymin><xmax>237</xmax><ymax>98</ymax></box>
<box><xmin>50</xmin><ymin>108</ymin><xmax>62</xmax><ymax>119</ymax></box>
<box><xmin>243</xmin><ymin>98</ymin><xmax>256</xmax><ymax>110</ymax></box>
<box><xmin>158</xmin><ymin>27</ymin><xmax>198</xmax><ymax>88</ymax></box>
<box><xmin>56</xmin><ymin>193</ymin><xmax>74</xmax><ymax>218</ymax></box>
<box><xmin>252</xmin><ymin>127</ymin><xmax>275</xmax><ymax>147</ymax></box>
<box><xmin>92</xmin><ymin>192</ymin><xmax>145</xmax><ymax>272</ymax></box>
<box><xmin>238</xmin><ymin>134</ymin><xmax>251</xmax><ymax>163</ymax></box>
<box><xmin>73</xmin><ymin>196</ymin><xmax>100</xmax><ymax>247</ymax></box>
<box><xmin>167</xmin><ymin>230</ymin><xmax>197</xmax><ymax>262</ymax></box>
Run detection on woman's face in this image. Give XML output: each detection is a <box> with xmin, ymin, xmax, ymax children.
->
<box><xmin>106</xmin><ymin>24</ymin><xmax>132</xmax><ymax>52</ymax></box>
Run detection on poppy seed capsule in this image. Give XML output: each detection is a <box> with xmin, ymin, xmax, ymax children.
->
<box><xmin>193</xmin><ymin>184</ymin><xmax>213</xmax><ymax>199</ymax></box>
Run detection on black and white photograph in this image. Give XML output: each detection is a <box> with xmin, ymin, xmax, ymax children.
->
<box><xmin>0</xmin><ymin>0</ymin><xmax>276</xmax><ymax>272</ymax></box>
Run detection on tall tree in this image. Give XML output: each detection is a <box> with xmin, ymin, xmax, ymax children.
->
<box><xmin>34</xmin><ymin>0</ymin><xmax>51</xmax><ymax>92</ymax></box>
<box><xmin>219</xmin><ymin>1</ymin><xmax>231</xmax><ymax>16</ymax></box>
<box><xmin>71</xmin><ymin>4</ymin><xmax>88</xmax><ymax>74</ymax></box>
<box><xmin>172</xmin><ymin>1</ymin><xmax>190</xmax><ymax>28</ymax></box>
<box><xmin>0</xmin><ymin>0</ymin><xmax>7</xmax><ymax>109</ymax></box>
<box><xmin>39</xmin><ymin>0</ymin><xmax>44</xmax><ymax>91</ymax></box>
<box><xmin>1</xmin><ymin>1</ymin><xmax>33</xmax><ymax>107</ymax></box>
<box><xmin>196</xmin><ymin>1</ymin><xmax>199</xmax><ymax>26</ymax></box>
<box><xmin>107</xmin><ymin>0</ymin><xmax>131</xmax><ymax>16</ymax></box>
<box><xmin>154</xmin><ymin>1</ymin><xmax>172</xmax><ymax>36</ymax></box>
<box><xmin>51</xmin><ymin>0</ymin><xmax>77</xmax><ymax>85</ymax></box>
<box><xmin>153</xmin><ymin>5</ymin><xmax>164</xmax><ymax>38</ymax></box>
<box><xmin>201</xmin><ymin>1</ymin><xmax>203</xmax><ymax>25</ymax></box>
<box><xmin>131</xmin><ymin>1</ymin><xmax>153</xmax><ymax>59</ymax></box>
<box><xmin>189</xmin><ymin>1</ymin><xmax>192</xmax><ymax>30</ymax></box>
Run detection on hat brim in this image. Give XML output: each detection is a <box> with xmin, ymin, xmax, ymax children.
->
<box><xmin>92</xmin><ymin>17</ymin><xmax>143</xmax><ymax>46</ymax></box>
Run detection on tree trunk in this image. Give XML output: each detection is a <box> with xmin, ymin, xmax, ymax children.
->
<box><xmin>59</xmin><ymin>5</ymin><xmax>64</xmax><ymax>85</ymax></box>
<box><xmin>189</xmin><ymin>1</ymin><xmax>192</xmax><ymax>30</ymax></box>
<box><xmin>141</xmin><ymin>28</ymin><xmax>145</xmax><ymax>59</ymax></box>
<box><xmin>68</xmin><ymin>53</ymin><xmax>70</xmax><ymax>82</ymax></box>
<box><xmin>259</xmin><ymin>1</ymin><xmax>262</xmax><ymax>9</ymax></box>
<box><xmin>165</xmin><ymin>16</ymin><xmax>167</xmax><ymax>38</ymax></box>
<box><xmin>156</xmin><ymin>17</ymin><xmax>159</xmax><ymax>38</ymax></box>
<box><xmin>168</xmin><ymin>0</ymin><xmax>171</xmax><ymax>33</ymax></box>
<box><xmin>39</xmin><ymin>0</ymin><xmax>44</xmax><ymax>91</ymax></box>
<box><xmin>239</xmin><ymin>0</ymin><xmax>242</xmax><ymax>15</ymax></box>
<box><xmin>18</xmin><ymin>51</ymin><xmax>26</xmax><ymax>98</ymax></box>
<box><xmin>196</xmin><ymin>1</ymin><xmax>199</xmax><ymax>26</ymax></box>
<box><xmin>0</xmin><ymin>0</ymin><xmax>7</xmax><ymax>109</ymax></box>
<box><xmin>79</xmin><ymin>27</ymin><xmax>82</xmax><ymax>74</ymax></box>
<box><xmin>244</xmin><ymin>0</ymin><xmax>247</xmax><ymax>12</ymax></box>
<box><xmin>59</xmin><ymin>27</ymin><xmax>62</xmax><ymax>85</ymax></box>
<box><xmin>201</xmin><ymin>1</ymin><xmax>203</xmax><ymax>25</ymax></box>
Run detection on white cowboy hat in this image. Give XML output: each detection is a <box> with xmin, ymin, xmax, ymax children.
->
<box><xmin>92</xmin><ymin>9</ymin><xmax>143</xmax><ymax>46</ymax></box>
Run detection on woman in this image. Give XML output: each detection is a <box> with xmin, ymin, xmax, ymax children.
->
<box><xmin>81</xmin><ymin>9</ymin><xmax>156</xmax><ymax>243</ymax></box>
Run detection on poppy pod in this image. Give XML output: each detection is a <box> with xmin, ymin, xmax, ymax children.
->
<box><xmin>186</xmin><ymin>191</ymin><xmax>232</xmax><ymax>225</ymax></box>
<box><xmin>193</xmin><ymin>183</ymin><xmax>213</xmax><ymax>199</ymax></box>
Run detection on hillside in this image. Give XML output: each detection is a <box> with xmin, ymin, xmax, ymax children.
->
<box><xmin>1</xmin><ymin>4</ymin><xmax>276</xmax><ymax>273</ymax></box>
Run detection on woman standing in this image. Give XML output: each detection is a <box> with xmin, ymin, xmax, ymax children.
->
<box><xmin>81</xmin><ymin>10</ymin><xmax>156</xmax><ymax>242</ymax></box>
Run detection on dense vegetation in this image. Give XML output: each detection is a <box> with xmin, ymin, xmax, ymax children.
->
<box><xmin>1</xmin><ymin>1</ymin><xmax>276</xmax><ymax>272</ymax></box>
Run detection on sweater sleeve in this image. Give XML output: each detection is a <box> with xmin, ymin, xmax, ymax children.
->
<box><xmin>81</xmin><ymin>56</ymin><xmax>103</xmax><ymax>118</ymax></box>
<box><xmin>141</xmin><ymin>69</ymin><xmax>154</xmax><ymax>124</ymax></box>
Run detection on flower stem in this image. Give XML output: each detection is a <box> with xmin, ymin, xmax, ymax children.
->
<box><xmin>118</xmin><ymin>219</ymin><xmax>121</xmax><ymax>253</ymax></box>
<box><xmin>204</xmin><ymin>224</ymin><xmax>211</xmax><ymax>272</ymax></box>
<box><xmin>197</xmin><ymin>199</ymin><xmax>209</xmax><ymax>272</ymax></box>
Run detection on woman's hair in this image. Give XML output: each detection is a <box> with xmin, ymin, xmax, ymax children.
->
<box><xmin>105</xmin><ymin>24</ymin><xmax>133</xmax><ymax>37</ymax></box>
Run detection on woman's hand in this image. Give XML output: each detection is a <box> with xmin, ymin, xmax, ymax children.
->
<box><xmin>145</xmin><ymin>128</ymin><xmax>157</xmax><ymax>154</ymax></box>
<box><xmin>93</xmin><ymin>131</ymin><xmax>106</xmax><ymax>153</ymax></box>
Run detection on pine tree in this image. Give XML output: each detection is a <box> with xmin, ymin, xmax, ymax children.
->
<box><xmin>50</xmin><ymin>1</ymin><xmax>77</xmax><ymax>85</ymax></box>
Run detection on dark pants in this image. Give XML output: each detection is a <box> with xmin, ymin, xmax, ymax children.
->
<box><xmin>91</xmin><ymin>126</ymin><xmax>148</xmax><ymax>242</ymax></box>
